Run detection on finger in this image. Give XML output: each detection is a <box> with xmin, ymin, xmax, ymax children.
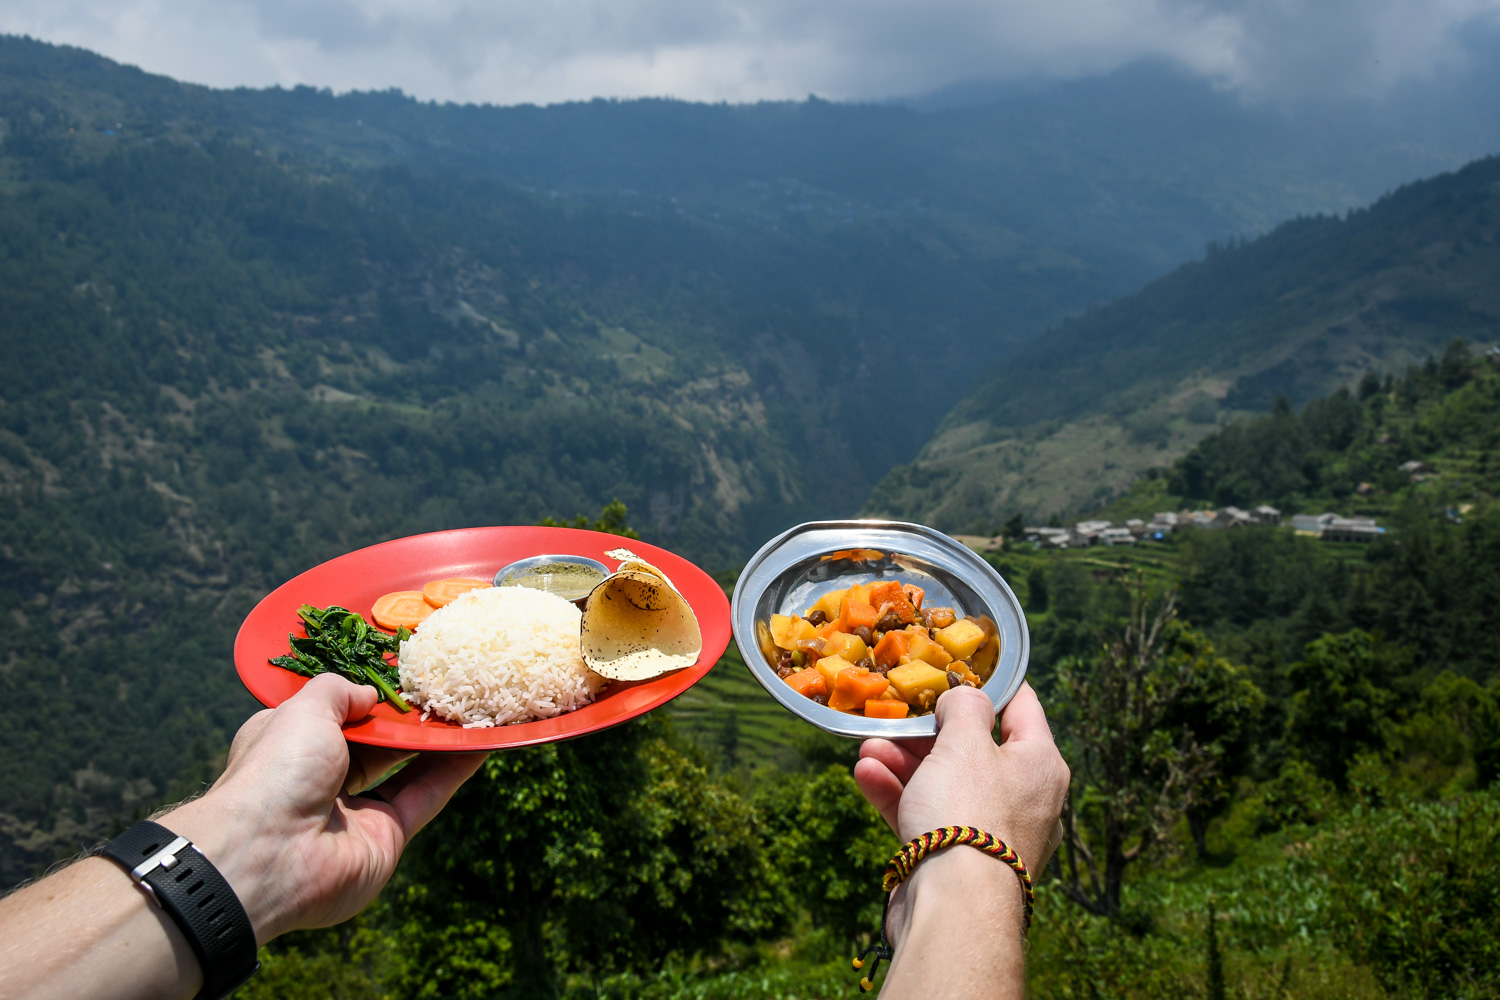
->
<box><xmin>859</xmin><ymin>737</ymin><xmax>930</xmax><ymax>787</ymax></box>
<box><xmin>284</xmin><ymin>672</ymin><xmax>381</xmax><ymax>727</ymax></box>
<box><xmin>996</xmin><ymin>682</ymin><xmax>1054</xmax><ymax>747</ymax></box>
<box><xmin>371</xmin><ymin>751</ymin><xmax>489</xmax><ymax>842</ymax></box>
<box><xmin>932</xmin><ymin>684</ymin><xmax>1000</xmax><ymax>755</ymax></box>
<box><xmin>852</xmin><ymin>756</ymin><xmax>905</xmax><ymax>834</ymax></box>
<box><xmin>344</xmin><ymin>745</ymin><xmax>417</xmax><ymax>796</ymax></box>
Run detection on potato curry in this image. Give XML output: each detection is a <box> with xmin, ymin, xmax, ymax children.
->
<box><xmin>757</xmin><ymin>580</ymin><xmax>999</xmax><ymax>719</ymax></box>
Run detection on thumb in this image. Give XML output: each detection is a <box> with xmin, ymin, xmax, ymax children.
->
<box><xmin>931</xmin><ymin>685</ymin><xmax>999</xmax><ymax>757</ymax></box>
<box><xmin>287</xmin><ymin>672</ymin><xmax>381</xmax><ymax>725</ymax></box>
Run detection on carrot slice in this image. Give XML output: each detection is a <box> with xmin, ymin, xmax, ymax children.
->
<box><xmin>422</xmin><ymin>577</ymin><xmax>492</xmax><ymax>608</ymax></box>
<box><xmin>372</xmin><ymin>591</ymin><xmax>434</xmax><ymax>630</ymax></box>
<box><xmin>865</xmin><ymin>699</ymin><xmax>909</xmax><ymax>719</ymax></box>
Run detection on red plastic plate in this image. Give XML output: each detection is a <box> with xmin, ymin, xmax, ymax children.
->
<box><xmin>233</xmin><ymin>526</ymin><xmax>730</xmax><ymax>750</ymax></box>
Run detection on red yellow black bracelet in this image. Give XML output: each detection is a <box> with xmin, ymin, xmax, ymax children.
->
<box><xmin>853</xmin><ymin>826</ymin><xmax>1034</xmax><ymax>992</ymax></box>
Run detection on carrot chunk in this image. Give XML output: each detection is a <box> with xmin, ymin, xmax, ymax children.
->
<box><xmin>865</xmin><ymin>581</ymin><xmax>916</xmax><ymax>624</ymax></box>
<box><xmin>827</xmin><ymin>667</ymin><xmax>890</xmax><ymax>712</ymax></box>
<box><xmin>421</xmin><ymin>577</ymin><xmax>492</xmax><ymax>608</ymax></box>
<box><xmin>865</xmin><ymin>699</ymin><xmax>910</xmax><ymax>719</ymax></box>
<box><xmin>785</xmin><ymin>667</ymin><xmax>828</xmax><ymax>699</ymax></box>
<box><xmin>872</xmin><ymin>630</ymin><xmax>911</xmax><ymax>669</ymax></box>
<box><xmin>372</xmin><ymin>591</ymin><xmax>434</xmax><ymax>630</ymax></box>
<box><xmin>902</xmin><ymin>584</ymin><xmax>925</xmax><ymax>611</ymax></box>
<box><xmin>839</xmin><ymin>598</ymin><xmax>880</xmax><ymax>632</ymax></box>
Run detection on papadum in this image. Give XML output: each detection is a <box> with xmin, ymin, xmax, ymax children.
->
<box><xmin>582</xmin><ymin>549</ymin><xmax>703</xmax><ymax>680</ymax></box>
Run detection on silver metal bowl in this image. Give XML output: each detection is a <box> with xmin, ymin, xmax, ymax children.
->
<box><xmin>731</xmin><ymin>520</ymin><xmax>1029</xmax><ymax>739</ymax></box>
<box><xmin>493</xmin><ymin>554</ymin><xmax>611</xmax><ymax>603</ymax></box>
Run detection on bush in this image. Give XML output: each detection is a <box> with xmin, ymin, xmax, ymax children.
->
<box><xmin>1304</xmin><ymin>789</ymin><xmax>1500</xmax><ymax>998</ymax></box>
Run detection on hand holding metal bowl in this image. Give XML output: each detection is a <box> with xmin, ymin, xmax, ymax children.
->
<box><xmin>731</xmin><ymin>520</ymin><xmax>1029</xmax><ymax>739</ymax></box>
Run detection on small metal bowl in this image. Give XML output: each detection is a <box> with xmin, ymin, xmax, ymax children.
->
<box><xmin>493</xmin><ymin>554</ymin><xmax>611</xmax><ymax>605</ymax></box>
<box><xmin>731</xmin><ymin>520</ymin><xmax>1029</xmax><ymax>739</ymax></box>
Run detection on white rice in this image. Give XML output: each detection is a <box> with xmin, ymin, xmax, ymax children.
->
<box><xmin>398</xmin><ymin>586</ymin><xmax>607</xmax><ymax>728</ymax></box>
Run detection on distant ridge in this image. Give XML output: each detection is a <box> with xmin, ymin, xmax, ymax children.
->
<box><xmin>867</xmin><ymin>155</ymin><xmax>1500</xmax><ymax>528</ymax></box>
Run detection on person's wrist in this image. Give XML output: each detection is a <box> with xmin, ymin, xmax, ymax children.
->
<box><xmin>893</xmin><ymin>843</ymin><xmax>1024</xmax><ymax>949</ymax></box>
<box><xmin>159</xmin><ymin>791</ymin><xmax>294</xmax><ymax>946</ymax></box>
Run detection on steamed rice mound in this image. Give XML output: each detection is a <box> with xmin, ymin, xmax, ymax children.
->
<box><xmin>398</xmin><ymin>586</ymin><xmax>607</xmax><ymax>728</ymax></box>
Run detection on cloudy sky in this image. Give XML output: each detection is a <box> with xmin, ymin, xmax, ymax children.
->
<box><xmin>4</xmin><ymin>0</ymin><xmax>1499</xmax><ymax>106</ymax></box>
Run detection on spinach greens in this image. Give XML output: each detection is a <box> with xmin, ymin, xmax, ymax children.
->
<box><xmin>270</xmin><ymin>604</ymin><xmax>412</xmax><ymax>712</ymax></box>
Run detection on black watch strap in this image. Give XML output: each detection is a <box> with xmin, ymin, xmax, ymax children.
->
<box><xmin>97</xmin><ymin>820</ymin><xmax>260</xmax><ymax>1000</ymax></box>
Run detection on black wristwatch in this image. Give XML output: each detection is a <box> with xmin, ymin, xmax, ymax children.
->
<box><xmin>96</xmin><ymin>820</ymin><xmax>261</xmax><ymax>999</ymax></box>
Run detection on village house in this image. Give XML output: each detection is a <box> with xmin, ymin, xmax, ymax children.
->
<box><xmin>1219</xmin><ymin>505</ymin><xmax>1259</xmax><ymax>526</ymax></box>
<box><xmin>1292</xmin><ymin>511</ymin><xmax>1383</xmax><ymax>542</ymax></box>
<box><xmin>1026</xmin><ymin>526</ymin><xmax>1071</xmax><ymax>549</ymax></box>
<box><xmin>1071</xmin><ymin>520</ymin><xmax>1112</xmax><ymax>546</ymax></box>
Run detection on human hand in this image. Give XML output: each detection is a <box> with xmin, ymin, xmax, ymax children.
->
<box><xmin>854</xmin><ymin>682</ymin><xmax>1069</xmax><ymax>888</ymax></box>
<box><xmin>164</xmin><ymin>673</ymin><xmax>487</xmax><ymax>944</ymax></box>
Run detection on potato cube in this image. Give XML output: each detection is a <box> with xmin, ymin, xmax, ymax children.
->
<box><xmin>792</xmin><ymin>618</ymin><xmax>819</xmax><ymax>645</ymax></box>
<box><xmin>905</xmin><ymin>627</ymin><xmax>953</xmax><ymax>668</ymax></box>
<box><xmin>935</xmin><ymin>619</ymin><xmax>986</xmax><ymax>660</ymax></box>
<box><xmin>887</xmin><ymin>661</ymin><xmax>951</xmax><ymax>706</ymax></box>
<box><xmin>806</xmin><ymin>589</ymin><xmax>847</xmax><ymax>622</ymax></box>
<box><xmin>770</xmin><ymin>614</ymin><xmax>797</xmax><ymax>650</ymax></box>
<box><xmin>816</xmin><ymin>655</ymin><xmax>858</xmax><ymax>691</ymax></box>
<box><xmin>824</xmin><ymin>631</ymin><xmax>869</xmax><ymax>663</ymax></box>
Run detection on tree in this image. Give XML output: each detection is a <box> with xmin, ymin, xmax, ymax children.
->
<box><xmin>1054</xmin><ymin>577</ymin><xmax>1263</xmax><ymax>916</ymax></box>
<box><xmin>1285</xmin><ymin>630</ymin><xmax>1400</xmax><ymax>789</ymax></box>
<box><xmin>537</xmin><ymin>499</ymin><xmax>640</xmax><ymax>539</ymax></box>
<box><xmin>396</xmin><ymin>721</ymin><xmax>781</xmax><ymax>997</ymax></box>
<box><xmin>1003</xmin><ymin>512</ymin><xmax>1026</xmax><ymax>540</ymax></box>
<box><xmin>1026</xmin><ymin>566</ymin><xmax>1050</xmax><ymax>613</ymax></box>
<box><xmin>756</xmin><ymin>765</ymin><xmax>893</xmax><ymax>953</ymax></box>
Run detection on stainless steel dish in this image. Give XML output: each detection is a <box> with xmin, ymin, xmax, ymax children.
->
<box><xmin>493</xmin><ymin>554</ymin><xmax>611</xmax><ymax>603</ymax></box>
<box><xmin>731</xmin><ymin>520</ymin><xmax>1029</xmax><ymax>739</ymax></box>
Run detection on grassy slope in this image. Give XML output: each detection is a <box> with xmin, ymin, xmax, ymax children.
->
<box><xmin>867</xmin><ymin>156</ymin><xmax>1500</xmax><ymax>528</ymax></box>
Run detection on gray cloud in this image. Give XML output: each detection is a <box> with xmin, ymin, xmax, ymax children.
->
<box><xmin>2</xmin><ymin>0</ymin><xmax>1497</xmax><ymax>104</ymax></box>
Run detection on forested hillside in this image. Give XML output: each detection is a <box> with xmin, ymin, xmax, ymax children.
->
<box><xmin>8</xmin><ymin>33</ymin><xmax>1497</xmax><ymax>882</ymax></box>
<box><xmin>0</xmin><ymin>94</ymin><xmax>983</xmax><ymax>877</ymax></box>
<box><xmin>869</xmin><ymin>156</ymin><xmax>1500</xmax><ymax>528</ymax></box>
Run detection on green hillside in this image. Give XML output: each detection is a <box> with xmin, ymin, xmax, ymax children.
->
<box><xmin>868</xmin><ymin>156</ymin><xmax>1500</xmax><ymax>528</ymax></box>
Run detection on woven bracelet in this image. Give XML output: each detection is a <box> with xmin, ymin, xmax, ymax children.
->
<box><xmin>853</xmin><ymin>825</ymin><xmax>1034</xmax><ymax>993</ymax></box>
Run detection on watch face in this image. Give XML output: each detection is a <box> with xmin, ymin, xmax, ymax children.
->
<box><xmin>234</xmin><ymin>526</ymin><xmax>730</xmax><ymax>751</ymax></box>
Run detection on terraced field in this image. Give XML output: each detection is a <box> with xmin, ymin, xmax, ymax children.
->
<box><xmin>667</xmin><ymin>641</ymin><xmax>808</xmax><ymax>767</ymax></box>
